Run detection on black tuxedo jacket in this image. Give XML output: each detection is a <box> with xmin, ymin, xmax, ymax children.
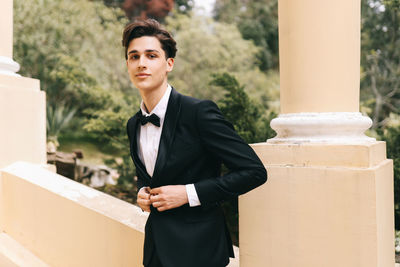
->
<box><xmin>127</xmin><ymin>88</ymin><xmax>267</xmax><ymax>267</ymax></box>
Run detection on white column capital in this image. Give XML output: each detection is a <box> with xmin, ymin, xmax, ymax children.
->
<box><xmin>0</xmin><ymin>56</ymin><xmax>20</xmax><ymax>77</ymax></box>
<box><xmin>268</xmin><ymin>112</ymin><xmax>375</xmax><ymax>144</ymax></box>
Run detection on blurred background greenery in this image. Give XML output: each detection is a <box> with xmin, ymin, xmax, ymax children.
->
<box><xmin>13</xmin><ymin>0</ymin><xmax>400</xmax><ymax>245</ymax></box>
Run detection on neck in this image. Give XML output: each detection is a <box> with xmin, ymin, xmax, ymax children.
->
<box><xmin>140</xmin><ymin>81</ymin><xmax>168</xmax><ymax>113</ymax></box>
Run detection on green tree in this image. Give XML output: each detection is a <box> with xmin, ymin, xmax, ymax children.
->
<box><xmin>361</xmin><ymin>0</ymin><xmax>400</xmax><ymax>128</ymax></box>
<box><xmin>14</xmin><ymin>0</ymin><xmax>135</xmax><ymax>119</ymax></box>
<box><xmin>166</xmin><ymin>14</ymin><xmax>279</xmax><ymax>111</ymax></box>
<box><xmin>84</xmin><ymin>96</ymin><xmax>139</xmax><ymax>151</ymax></box>
<box><xmin>214</xmin><ymin>0</ymin><xmax>279</xmax><ymax>71</ymax></box>
<box><xmin>175</xmin><ymin>0</ymin><xmax>194</xmax><ymax>13</ymax></box>
<box><xmin>211</xmin><ymin>72</ymin><xmax>275</xmax><ymax>143</ymax></box>
<box><xmin>360</xmin><ymin>0</ymin><xmax>400</xmax><ymax>230</ymax></box>
<box><xmin>379</xmin><ymin>119</ymin><xmax>400</xmax><ymax>228</ymax></box>
<box><xmin>91</xmin><ymin>0</ymin><xmax>125</xmax><ymax>8</ymax></box>
<box><xmin>47</xmin><ymin>103</ymin><xmax>77</xmax><ymax>143</ymax></box>
<box><xmin>13</xmin><ymin>0</ymin><xmax>141</xmax><ymax>155</ymax></box>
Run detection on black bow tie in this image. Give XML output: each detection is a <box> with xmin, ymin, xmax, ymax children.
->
<box><xmin>139</xmin><ymin>112</ymin><xmax>160</xmax><ymax>127</ymax></box>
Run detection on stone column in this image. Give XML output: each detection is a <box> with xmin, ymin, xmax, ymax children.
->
<box><xmin>239</xmin><ymin>0</ymin><xmax>394</xmax><ymax>266</ymax></box>
<box><xmin>279</xmin><ymin>0</ymin><xmax>360</xmax><ymax>114</ymax></box>
<box><xmin>0</xmin><ymin>0</ymin><xmax>20</xmax><ymax>76</ymax></box>
<box><xmin>270</xmin><ymin>0</ymin><xmax>373</xmax><ymax>144</ymax></box>
<box><xmin>0</xmin><ymin>0</ymin><xmax>46</xmax><ymax>168</ymax></box>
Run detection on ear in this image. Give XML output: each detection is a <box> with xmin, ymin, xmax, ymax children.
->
<box><xmin>166</xmin><ymin>58</ymin><xmax>174</xmax><ymax>73</ymax></box>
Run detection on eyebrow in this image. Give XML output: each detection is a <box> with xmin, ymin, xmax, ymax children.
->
<box><xmin>128</xmin><ymin>49</ymin><xmax>160</xmax><ymax>55</ymax></box>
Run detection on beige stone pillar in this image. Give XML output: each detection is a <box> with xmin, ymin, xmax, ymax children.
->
<box><xmin>279</xmin><ymin>0</ymin><xmax>360</xmax><ymax>113</ymax></box>
<box><xmin>270</xmin><ymin>0</ymin><xmax>373</xmax><ymax>144</ymax></box>
<box><xmin>0</xmin><ymin>0</ymin><xmax>19</xmax><ymax>76</ymax></box>
<box><xmin>0</xmin><ymin>0</ymin><xmax>13</xmax><ymax>58</ymax></box>
<box><xmin>0</xmin><ymin>0</ymin><xmax>46</xmax><ymax>167</ymax></box>
<box><xmin>240</xmin><ymin>1</ymin><xmax>395</xmax><ymax>266</ymax></box>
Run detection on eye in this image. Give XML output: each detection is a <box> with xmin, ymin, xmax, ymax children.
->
<box><xmin>148</xmin><ymin>53</ymin><xmax>157</xmax><ymax>59</ymax></box>
<box><xmin>129</xmin><ymin>54</ymin><xmax>139</xmax><ymax>60</ymax></box>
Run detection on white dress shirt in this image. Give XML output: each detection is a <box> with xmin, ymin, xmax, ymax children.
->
<box><xmin>137</xmin><ymin>84</ymin><xmax>201</xmax><ymax>207</ymax></box>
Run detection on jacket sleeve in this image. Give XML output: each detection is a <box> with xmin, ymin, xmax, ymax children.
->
<box><xmin>126</xmin><ymin>118</ymin><xmax>145</xmax><ymax>192</ymax></box>
<box><xmin>193</xmin><ymin>100</ymin><xmax>267</xmax><ymax>205</ymax></box>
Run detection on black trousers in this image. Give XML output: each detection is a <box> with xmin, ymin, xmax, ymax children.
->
<box><xmin>145</xmin><ymin>252</ymin><xmax>229</xmax><ymax>267</ymax></box>
<box><xmin>145</xmin><ymin>250</ymin><xmax>163</xmax><ymax>267</ymax></box>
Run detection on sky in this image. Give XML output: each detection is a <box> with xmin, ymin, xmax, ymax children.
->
<box><xmin>193</xmin><ymin>0</ymin><xmax>216</xmax><ymax>16</ymax></box>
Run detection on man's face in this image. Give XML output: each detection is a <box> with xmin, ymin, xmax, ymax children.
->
<box><xmin>126</xmin><ymin>36</ymin><xmax>174</xmax><ymax>93</ymax></box>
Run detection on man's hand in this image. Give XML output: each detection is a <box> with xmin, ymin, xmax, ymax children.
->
<box><xmin>150</xmin><ymin>185</ymin><xmax>188</xmax><ymax>212</ymax></box>
<box><xmin>137</xmin><ymin>187</ymin><xmax>151</xmax><ymax>212</ymax></box>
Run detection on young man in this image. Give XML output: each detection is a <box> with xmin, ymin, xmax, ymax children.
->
<box><xmin>124</xmin><ymin>19</ymin><xmax>267</xmax><ymax>267</ymax></box>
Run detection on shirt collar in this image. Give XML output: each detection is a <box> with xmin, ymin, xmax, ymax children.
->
<box><xmin>140</xmin><ymin>84</ymin><xmax>172</xmax><ymax>123</ymax></box>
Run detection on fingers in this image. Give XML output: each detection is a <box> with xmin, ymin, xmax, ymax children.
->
<box><xmin>150</xmin><ymin>187</ymin><xmax>162</xmax><ymax>195</ymax></box>
<box><xmin>149</xmin><ymin>193</ymin><xmax>162</xmax><ymax>202</ymax></box>
<box><xmin>137</xmin><ymin>187</ymin><xmax>163</xmax><ymax>212</ymax></box>
<box><xmin>152</xmin><ymin>201</ymin><xmax>167</xmax><ymax>212</ymax></box>
<box><xmin>137</xmin><ymin>187</ymin><xmax>151</xmax><ymax>212</ymax></box>
<box><xmin>149</xmin><ymin>194</ymin><xmax>164</xmax><ymax>210</ymax></box>
<box><xmin>138</xmin><ymin>198</ymin><xmax>151</xmax><ymax>206</ymax></box>
<box><xmin>137</xmin><ymin>198</ymin><xmax>151</xmax><ymax>212</ymax></box>
<box><xmin>139</xmin><ymin>186</ymin><xmax>187</xmax><ymax>212</ymax></box>
<box><xmin>148</xmin><ymin>185</ymin><xmax>188</xmax><ymax>212</ymax></box>
<box><xmin>138</xmin><ymin>187</ymin><xmax>151</xmax><ymax>200</ymax></box>
<box><xmin>156</xmin><ymin>206</ymin><xmax>167</xmax><ymax>212</ymax></box>
<box><xmin>151</xmin><ymin>201</ymin><xmax>163</xmax><ymax>208</ymax></box>
<box><xmin>139</xmin><ymin>186</ymin><xmax>150</xmax><ymax>193</ymax></box>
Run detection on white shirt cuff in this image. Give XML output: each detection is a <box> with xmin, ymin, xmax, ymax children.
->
<box><xmin>186</xmin><ymin>184</ymin><xmax>201</xmax><ymax>207</ymax></box>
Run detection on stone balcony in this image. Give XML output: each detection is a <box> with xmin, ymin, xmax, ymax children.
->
<box><xmin>0</xmin><ymin>161</ymin><xmax>239</xmax><ymax>266</ymax></box>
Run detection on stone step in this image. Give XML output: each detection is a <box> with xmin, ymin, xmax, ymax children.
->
<box><xmin>0</xmin><ymin>232</ymin><xmax>49</xmax><ymax>267</ymax></box>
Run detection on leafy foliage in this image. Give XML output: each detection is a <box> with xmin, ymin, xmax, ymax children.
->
<box><xmin>84</xmin><ymin>96</ymin><xmax>139</xmax><ymax>151</ymax></box>
<box><xmin>211</xmin><ymin>73</ymin><xmax>276</xmax><ymax>143</ymax></box>
<box><xmin>14</xmin><ymin>0</ymin><xmax>140</xmax><ymax>146</ymax></box>
<box><xmin>166</xmin><ymin>14</ymin><xmax>279</xmax><ymax>110</ymax></box>
<box><xmin>174</xmin><ymin>0</ymin><xmax>194</xmax><ymax>13</ymax></box>
<box><xmin>360</xmin><ymin>2</ymin><xmax>400</xmax><ymax>230</ymax></box>
<box><xmin>91</xmin><ymin>0</ymin><xmax>125</xmax><ymax>8</ymax></box>
<box><xmin>47</xmin><ymin>104</ymin><xmax>77</xmax><ymax>141</ymax></box>
<box><xmin>14</xmin><ymin>0</ymin><xmax>134</xmax><ymax>115</ymax></box>
<box><xmin>379</xmin><ymin>121</ymin><xmax>400</xmax><ymax>228</ymax></box>
<box><xmin>214</xmin><ymin>0</ymin><xmax>279</xmax><ymax>70</ymax></box>
<box><xmin>361</xmin><ymin>0</ymin><xmax>400</xmax><ymax>128</ymax></box>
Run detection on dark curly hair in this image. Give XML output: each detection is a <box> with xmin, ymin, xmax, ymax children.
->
<box><xmin>122</xmin><ymin>19</ymin><xmax>177</xmax><ymax>59</ymax></box>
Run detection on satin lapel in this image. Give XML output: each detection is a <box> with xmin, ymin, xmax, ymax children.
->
<box><xmin>152</xmin><ymin>88</ymin><xmax>181</xmax><ymax>182</ymax></box>
<box><xmin>130</xmin><ymin>112</ymin><xmax>151</xmax><ymax>183</ymax></box>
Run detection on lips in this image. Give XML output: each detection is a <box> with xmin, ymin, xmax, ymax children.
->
<box><xmin>136</xmin><ymin>73</ymin><xmax>150</xmax><ymax>78</ymax></box>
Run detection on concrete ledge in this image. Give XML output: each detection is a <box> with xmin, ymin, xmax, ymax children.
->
<box><xmin>0</xmin><ymin>233</ymin><xmax>49</xmax><ymax>267</ymax></box>
<box><xmin>252</xmin><ymin>141</ymin><xmax>386</xmax><ymax>168</ymax></box>
<box><xmin>0</xmin><ymin>86</ymin><xmax>46</xmax><ymax>168</ymax></box>
<box><xmin>0</xmin><ymin>161</ymin><xmax>241</xmax><ymax>266</ymax></box>
<box><xmin>0</xmin><ymin>73</ymin><xmax>40</xmax><ymax>91</ymax></box>
<box><xmin>242</xmin><ymin>141</ymin><xmax>394</xmax><ymax>267</ymax></box>
<box><xmin>1</xmin><ymin>161</ymin><xmax>147</xmax><ymax>266</ymax></box>
<box><xmin>0</xmin><ymin>253</ymin><xmax>17</xmax><ymax>267</ymax></box>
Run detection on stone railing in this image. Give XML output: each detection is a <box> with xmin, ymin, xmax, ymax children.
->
<box><xmin>0</xmin><ymin>162</ymin><xmax>146</xmax><ymax>266</ymax></box>
<box><xmin>0</xmin><ymin>161</ymin><xmax>239</xmax><ymax>266</ymax></box>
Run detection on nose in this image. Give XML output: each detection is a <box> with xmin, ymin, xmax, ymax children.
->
<box><xmin>138</xmin><ymin>55</ymin><xmax>146</xmax><ymax>69</ymax></box>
